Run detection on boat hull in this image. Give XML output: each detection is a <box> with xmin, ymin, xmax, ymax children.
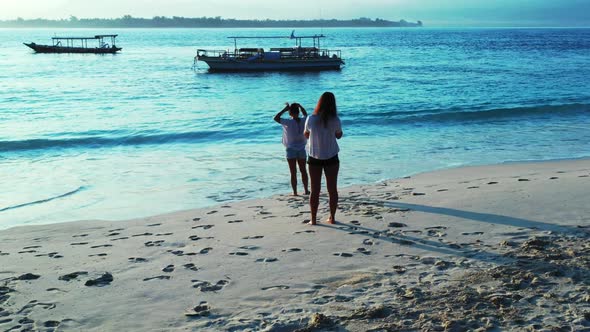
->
<box><xmin>24</xmin><ymin>43</ymin><xmax>122</xmax><ymax>54</ymax></box>
<box><xmin>198</xmin><ymin>57</ymin><xmax>343</xmax><ymax>72</ymax></box>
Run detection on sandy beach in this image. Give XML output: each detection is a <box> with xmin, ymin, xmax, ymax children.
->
<box><xmin>1</xmin><ymin>158</ymin><xmax>589</xmax><ymax>331</ymax></box>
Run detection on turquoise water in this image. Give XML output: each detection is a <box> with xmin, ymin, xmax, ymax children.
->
<box><xmin>1</xmin><ymin>27</ymin><xmax>589</xmax><ymax>229</ymax></box>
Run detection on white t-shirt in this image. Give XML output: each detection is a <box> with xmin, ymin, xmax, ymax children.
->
<box><xmin>304</xmin><ymin>115</ymin><xmax>342</xmax><ymax>160</ymax></box>
<box><xmin>280</xmin><ymin>116</ymin><xmax>307</xmax><ymax>150</ymax></box>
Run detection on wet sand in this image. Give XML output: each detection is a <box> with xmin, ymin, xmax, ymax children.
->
<box><xmin>1</xmin><ymin>159</ymin><xmax>589</xmax><ymax>331</ymax></box>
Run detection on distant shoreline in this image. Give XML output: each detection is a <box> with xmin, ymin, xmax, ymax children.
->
<box><xmin>0</xmin><ymin>16</ymin><xmax>423</xmax><ymax>29</ymax></box>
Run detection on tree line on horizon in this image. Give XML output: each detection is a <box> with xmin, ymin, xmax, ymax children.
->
<box><xmin>0</xmin><ymin>15</ymin><xmax>423</xmax><ymax>28</ymax></box>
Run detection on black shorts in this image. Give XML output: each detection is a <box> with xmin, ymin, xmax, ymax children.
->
<box><xmin>307</xmin><ymin>155</ymin><xmax>339</xmax><ymax>167</ymax></box>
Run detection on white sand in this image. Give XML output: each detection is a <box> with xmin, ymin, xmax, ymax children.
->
<box><xmin>1</xmin><ymin>159</ymin><xmax>589</xmax><ymax>331</ymax></box>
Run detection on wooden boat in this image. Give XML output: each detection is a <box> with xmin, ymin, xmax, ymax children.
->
<box><xmin>195</xmin><ymin>32</ymin><xmax>343</xmax><ymax>72</ymax></box>
<box><xmin>24</xmin><ymin>35</ymin><xmax>122</xmax><ymax>54</ymax></box>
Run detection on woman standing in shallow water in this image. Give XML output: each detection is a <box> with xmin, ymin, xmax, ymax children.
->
<box><xmin>304</xmin><ymin>92</ymin><xmax>343</xmax><ymax>225</ymax></box>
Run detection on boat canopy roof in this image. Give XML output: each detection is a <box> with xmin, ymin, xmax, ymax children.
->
<box><xmin>51</xmin><ymin>34</ymin><xmax>118</xmax><ymax>40</ymax></box>
<box><xmin>227</xmin><ymin>34</ymin><xmax>325</xmax><ymax>39</ymax></box>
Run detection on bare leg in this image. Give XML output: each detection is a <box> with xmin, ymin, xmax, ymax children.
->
<box><xmin>324</xmin><ymin>163</ymin><xmax>339</xmax><ymax>224</ymax></box>
<box><xmin>297</xmin><ymin>158</ymin><xmax>310</xmax><ymax>195</ymax></box>
<box><xmin>308</xmin><ymin>164</ymin><xmax>323</xmax><ymax>225</ymax></box>
<box><xmin>287</xmin><ymin>158</ymin><xmax>298</xmax><ymax>195</ymax></box>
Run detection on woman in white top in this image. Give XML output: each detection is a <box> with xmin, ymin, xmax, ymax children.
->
<box><xmin>304</xmin><ymin>92</ymin><xmax>343</xmax><ymax>225</ymax></box>
<box><xmin>274</xmin><ymin>102</ymin><xmax>309</xmax><ymax>196</ymax></box>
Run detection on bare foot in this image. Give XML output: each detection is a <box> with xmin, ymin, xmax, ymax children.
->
<box><xmin>326</xmin><ymin>217</ymin><xmax>336</xmax><ymax>225</ymax></box>
<box><xmin>291</xmin><ymin>193</ymin><xmax>299</xmax><ymax>196</ymax></box>
<box><xmin>307</xmin><ymin>221</ymin><xmax>317</xmax><ymax>225</ymax></box>
<box><xmin>303</xmin><ymin>191</ymin><xmax>310</xmax><ymax>195</ymax></box>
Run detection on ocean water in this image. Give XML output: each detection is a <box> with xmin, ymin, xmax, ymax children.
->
<box><xmin>1</xmin><ymin>27</ymin><xmax>589</xmax><ymax>229</ymax></box>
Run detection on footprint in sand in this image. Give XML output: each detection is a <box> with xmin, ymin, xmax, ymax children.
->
<box><xmin>16</xmin><ymin>273</ymin><xmax>41</xmax><ymax>280</ymax></box>
<box><xmin>84</xmin><ymin>273</ymin><xmax>113</xmax><ymax>287</ymax></box>
<box><xmin>192</xmin><ymin>279</ymin><xmax>229</xmax><ymax>292</ymax></box>
<box><xmin>59</xmin><ymin>271</ymin><xmax>88</xmax><ymax>281</ymax></box>
<box><xmin>199</xmin><ymin>247</ymin><xmax>213</xmax><ymax>254</ymax></box>
<box><xmin>350</xmin><ymin>220</ymin><xmax>361</xmax><ymax>225</ymax></box>
<box><xmin>162</xmin><ymin>265</ymin><xmax>175</xmax><ymax>273</ymax></box>
<box><xmin>261</xmin><ymin>285</ymin><xmax>290</xmax><ymax>291</ymax></box>
<box><xmin>206</xmin><ymin>210</ymin><xmax>218</xmax><ymax>215</ymax></box>
<box><xmin>156</xmin><ymin>232</ymin><xmax>173</xmax><ymax>236</ymax></box>
<box><xmin>143</xmin><ymin>275</ymin><xmax>171</xmax><ymax>281</ymax></box>
<box><xmin>549</xmin><ymin>177</ymin><xmax>559</xmax><ymax>180</ymax></box>
<box><xmin>184</xmin><ymin>263</ymin><xmax>199</xmax><ymax>271</ymax></box>
<box><xmin>189</xmin><ymin>235</ymin><xmax>214</xmax><ymax>241</ymax></box>
<box><xmin>487</xmin><ymin>181</ymin><xmax>499</xmax><ymax>185</ymax></box>
<box><xmin>255</xmin><ymin>257</ymin><xmax>278</xmax><ymax>263</ymax></box>
<box><xmin>427</xmin><ymin>229</ymin><xmax>447</xmax><ymax>237</ymax></box>
<box><xmin>461</xmin><ymin>232</ymin><xmax>484</xmax><ymax>235</ymax></box>
<box><xmin>131</xmin><ymin>233</ymin><xmax>153</xmax><ymax>237</ymax></box>
<box><xmin>238</xmin><ymin>246</ymin><xmax>259</xmax><ymax>251</ymax></box>
<box><xmin>169</xmin><ymin>250</ymin><xmax>185</xmax><ymax>256</ymax></box>
<box><xmin>229</xmin><ymin>252</ymin><xmax>249</xmax><ymax>256</ymax></box>
<box><xmin>467</xmin><ymin>186</ymin><xmax>479</xmax><ymax>189</ymax></box>
<box><xmin>192</xmin><ymin>225</ymin><xmax>214</xmax><ymax>230</ymax></box>
<box><xmin>72</xmin><ymin>234</ymin><xmax>89</xmax><ymax>238</ymax></box>
<box><xmin>579</xmin><ymin>175</ymin><xmax>589</xmax><ymax>178</ymax></box>
<box><xmin>44</xmin><ymin>320</ymin><xmax>61</xmax><ymax>328</ymax></box>
<box><xmin>70</xmin><ymin>242</ymin><xmax>88</xmax><ymax>246</ymax></box>
<box><xmin>228</xmin><ymin>219</ymin><xmax>244</xmax><ymax>224</ymax></box>
<box><xmin>402</xmin><ymin>230</ymin><xmax>422</xmax><ymax>234</ymax></box>
<box><xmin>392</xmin><ymin>265</ymin><xmax>407</xmax><ymax>274</ymax></box>
<box><xmin>145</xmin><ymin>240</ymin><xmax>165</xmax><ymax>247</ymax></box>
<box><xmin>128</xmin><ymin>257</ymin><xmax>148</xmax><ymax>263</ymax></box>
<box><xmin>17</xmin><ymin>249</ymin><xmax>37</xmax><ymax>254</ymax></box>
<box><xmin>108</xmin><ymin>228</ymin><xmax>125</xmax><ymax>232</ymax></box>
<box><xmin>242</xmin><ymin>235</ymin><xmax>264</xmax><ymax>240</ymax></box>
<box><xmin>388</xmin><ymin>222</ymin><xmax>407</xmax><ymax>228</ymax></box>
<box><xmin>106</xmin><ymin>232</ymin><xmax>120</xmax><ymax>236</ymax></box>
<box><xmin>88</xmin><ymin>253</ymin><xmax>108</xmax><ymax>257</ymax></box>
<box><xmin>333</xmin><ymin>252</ymin><xmax>353</xmax><ymax>257</ymax></box>
<box><xmin>35</xmin><ymin>252</ymin><xmax>63</xmax><ymax>259</ymax></box>
<box><xmin>90</xmin><ymin>244</ymin><xmax>112</xmax><ymax>248</ymax></box>
<box><xmin>282</xmin><ymin>248</ymin><xmax>301</xmax><ymax>252</ymax></box>
<box><xmin>185</xmin><ymin>302</ymin><xmax>211</xmax><ymax>317</ymax></box>
<box><xmin>356</xmin><ymin>248</ymin><xmax>371</xmax><ymax>255</ymax></box>
<box><xmin>294</xmin><ymin>230</ymin><xmax>315</xmax><ymax>234</ymax></box>
<box><xmin>147</xmin><ymin>223</ymin><xmax>161</xmax><ymax>227</ymax></box>
<box><xmin>412</xmin><ymin>192</ymin><xmax>426</xmax><ymax>196</ymax></box>
<box><xmin>363</xmin><ymin>239</ymin><xmax>375</xmax><ymax>246</ymax></box>
<box><xmin>111</xmin><ymin>237</ymin><xmax>129</xmax><ymax>241</ymax></box>
<box><xmin>518</xmin><ymin>178</ymin><xmax>530</xmax><ymax>182</ymax></box>
<box><xmin>437</xmin><ymin>189</ymin><xmax>449</xmax><ymax>192</ymax></box>
<box><xmin>192</xmin><ymin>217</ymin><xmax>201</xmax><ymax>221</ymax></box>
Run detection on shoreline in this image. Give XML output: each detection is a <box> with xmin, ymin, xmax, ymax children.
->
<box><xmin>1</xmin><ymin>158</ymin><xmax>589</xmax><ymax>331</ymax></box>
<box><xmin>2</xmin><ymin>156</ymin><xmax>589</xmax><ymax>232</ymax></box>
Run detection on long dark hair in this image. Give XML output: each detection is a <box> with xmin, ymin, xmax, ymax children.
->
<box><xmin>313</xmin><ymin>92</ymin><xmax>337</xmax><ymax>127</ymax></box>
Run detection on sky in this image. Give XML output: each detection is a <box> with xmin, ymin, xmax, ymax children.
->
<box><xmin>1</xmin><ymin>0</ymin><xmax>589</xmax><ymax>26</ymax></box>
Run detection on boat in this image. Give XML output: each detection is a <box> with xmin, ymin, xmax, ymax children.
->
<box><xmin>195</xmin><ymin>32</ymin><xmax>344</xmax><ymax>72</ymax></box>
<box><xmin>24</xmin><ymin>35</ymin><xmax>122</xmax><ymax>54</ymax></box>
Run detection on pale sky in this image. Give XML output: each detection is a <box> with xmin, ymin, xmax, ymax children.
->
<box><xmin>2</xmin><ymin>0</ymin><xmax>589</xmax><ymax>26</ymax></box>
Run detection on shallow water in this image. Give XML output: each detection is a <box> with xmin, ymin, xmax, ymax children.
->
<box><xmin>1</xmin><ymin>27</ymin><xmax>589</xmax><ymax>228</ymax></box>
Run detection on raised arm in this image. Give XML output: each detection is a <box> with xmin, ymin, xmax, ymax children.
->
<box><xmin>274</xmin><ymin>103</ymin><xmax>290</xmax><ymax>124</ymax></box>
<box><xmin>297</xmin><ymin>104</ymin><xmax>308</xmax><ymax>117</ymax></box>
